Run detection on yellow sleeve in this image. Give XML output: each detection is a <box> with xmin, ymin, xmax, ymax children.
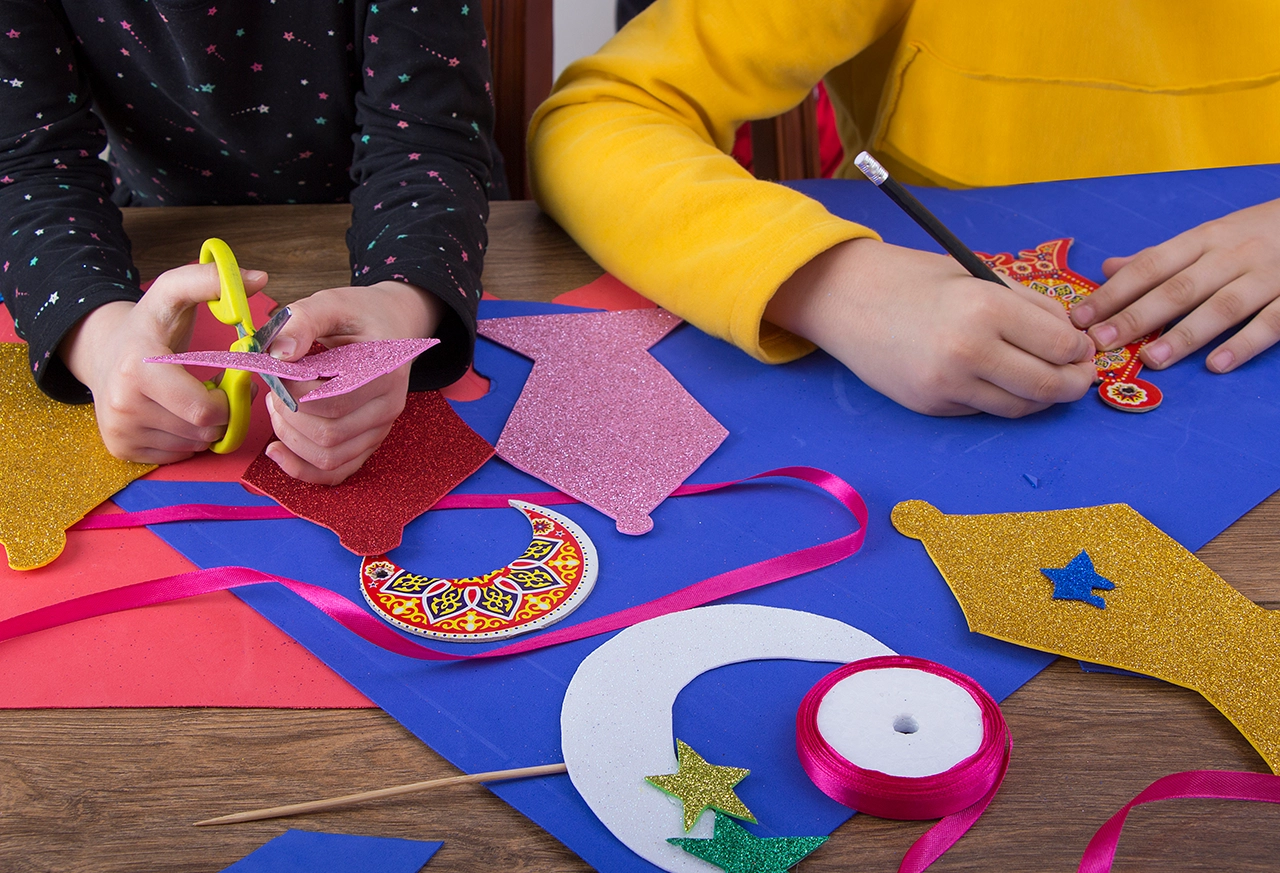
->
<box><xmin>528</xmin><ymin>0</ymin><xmax>911</xmax><ymax>363</ymax></box>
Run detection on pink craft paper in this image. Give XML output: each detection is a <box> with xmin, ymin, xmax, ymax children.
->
<box><xmin>0</xmin><ymin>500</ymin><xmax>371</xmax><ymax>708</ymax></box>
<box><xmin>476</xmin><ymin>309</ymin><xmax>728</xmax><ymax>535</ymax></box>
<box><xmin>147</xmin><ymin>338</ymin><xmax>439</xmax><ymax>402</ymax></box>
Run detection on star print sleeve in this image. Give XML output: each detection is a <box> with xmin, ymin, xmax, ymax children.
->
<box><xmin>347</xmin><ymin>0</ymin><xmax>496</xmax><ymax>391</ymax></box>
<box><xmin>0</xmin><ymin>0</ymin><xmax>142</xmax><ymax>402</ymax></box>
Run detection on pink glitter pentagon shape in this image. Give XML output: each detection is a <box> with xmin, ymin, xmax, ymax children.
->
<box><xmin>241</xmin><ymin>390</ymin><xmax>494</xmax><ymax>555</ymax></box>
<box><xmin>476</xmin><ymin>308</ymin><xmax>728</xmax><ymax>535</ymax></box>
<box><xmin>146</xmin><ymin>338</ymin><xmax>439</xmax><ymax>403</ymax></box>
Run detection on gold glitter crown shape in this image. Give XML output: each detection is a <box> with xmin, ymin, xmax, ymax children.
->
<box><xmin>0</xmin><ymin>344</ymin><xmax>155</xmax><ymax>570</ymax></box>
<box><xmin>892</xmin><ymin>499</ymin><xmax>1280</xmax><ymax>772</ymax></box>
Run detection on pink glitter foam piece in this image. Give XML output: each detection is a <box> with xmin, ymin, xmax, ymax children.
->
<box><xmin>147</xmin><ymin>338</ymin><xmax>439</xmax><ymax>403</ymax></box>
<box><xmin>477</xmin><ymin>309</ymin><xmax>728</xmax><ymax>535</ymax></box>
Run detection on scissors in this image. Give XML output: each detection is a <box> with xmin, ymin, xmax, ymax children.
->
<box><xmin>200</xmin><ymin>237</ymin><xmax>299</xmax><ymax>454</ymax></box>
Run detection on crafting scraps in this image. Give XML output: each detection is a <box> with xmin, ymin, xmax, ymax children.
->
<box><xmin>476</xmin><ymin>308</ymin><xmax>728</xmax><ymax>535</ymax></box>
<box><xmin>219</xmin><ymin>829</ymin><xmax>442</xmax><ymax>873</ymax></box>
<box><xmin>360</xmin><ymin>500</ymin><xmax>598</xmax><ymax>642</ymax></box>
<box><xmin>978</xmin><ymin>238</ymin><xmax>1163</xmax><ymax>412</ymax></box>
<box><xmin>892</xmin><ymin>499</ymin><xmax>1280</xmax><ymax>772</ymax></box>
<box><xmin>242</xmin><ymin>390</ymin><xmax>494</xmax><ymax>555</ymax></box>
<box><xmin>0</xmin><ymin>344</ymin><xmax>155</xmax><ymax>570</ymax></box>
<box><xmin>148</xmin><ymin>337</ymin><xmax>439</xmax><ymax>403</ymax></box>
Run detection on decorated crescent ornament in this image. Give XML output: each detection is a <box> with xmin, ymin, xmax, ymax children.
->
<box><xmin>360</xmin><ymin>501</ymin><xmax>598</xmax><ymax>642</ymax></box>
<box><xmin>977</xmin><ymin>238</ymin><xmax>1163</xmax><ymax>412</ymax></box>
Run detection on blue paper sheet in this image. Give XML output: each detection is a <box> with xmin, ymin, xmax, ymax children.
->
<box><xmin>117</xmin><ymin>165</ymin><xmax>1280</xmax><ymax>872</ymax></box>
<box><xmin>219</xmin><ymin>829</ymin><xmax>441</xmax><ymax>873</ymax></box>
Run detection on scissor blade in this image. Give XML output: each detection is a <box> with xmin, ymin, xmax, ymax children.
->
<box><xmin>249</xmin><ymin>305</ymin><xmax>293</xmax><ymax>351</ymax></box>
<box><xmin>240</xmin><ymin>306</ymin><xmax>299</xmax><ymax>412</ymax></box>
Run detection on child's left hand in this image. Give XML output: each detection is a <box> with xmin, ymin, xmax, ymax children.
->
<box><xmin>262</xmin><ymin>281</ymin><xmax>445</xmax><ymax>485</ymax></box>
<box><xmin>1070</xmin><ymin>197</ymin><xmax>1280</xmax><ymax>373</ymax></box>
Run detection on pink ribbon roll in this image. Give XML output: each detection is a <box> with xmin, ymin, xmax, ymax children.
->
<box><xmin>796</xmin><ymin>655</ymin><xmax>1011</xmax><ymax>873</ymax></box>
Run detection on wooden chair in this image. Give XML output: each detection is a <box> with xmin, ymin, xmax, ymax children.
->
<box><xmin>482</xmin><ymin>0</ymin><xmax>554</xmax><ymax>199</ymax></box>
<box><xmin>481</xmin><ymin>0</ymin><xmax>821</xmax><ymax>195</ymax></box>
<box><xmin>750</xmin><ymin>92</ymin><xmax>822</xmax><ymax>182</ymax></box>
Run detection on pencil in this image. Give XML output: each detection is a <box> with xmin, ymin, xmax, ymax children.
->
<box><xmin>853</xmin><ymin>151</ymin><xmax>1007</xmax><ymax>286</ymax></box>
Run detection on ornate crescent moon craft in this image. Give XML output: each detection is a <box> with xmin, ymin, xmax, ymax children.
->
<box><xmin>360</xmin><ymin>500</ymin><xmax>598</xmax><ymax>642</ymax></box>
<box><xmin>978</xmin><ymin>238</ymin><xmax>1163</xmax><ymax>412</ymax></box>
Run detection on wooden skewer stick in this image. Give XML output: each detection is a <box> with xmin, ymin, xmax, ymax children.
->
<box><xmin>194</xmin><ymin>761</ymin><xmax>568</xmax><ymax>827</ymax></box>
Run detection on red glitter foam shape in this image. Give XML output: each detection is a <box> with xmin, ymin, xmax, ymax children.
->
<box><xmin>241</xmin><ymin>390</ymin><xmax>494</xmax><ymax>555</ymax></box>
<box><xmin>477</xmin><ymin>308</ymin><xmax>728</xmax><ymax>535</ymax></box>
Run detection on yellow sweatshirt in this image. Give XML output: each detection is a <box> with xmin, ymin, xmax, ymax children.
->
<box><xmin>529</xmin><ymin>0</ymin><xmax>1280</xmax><ymax>363</ymax></box>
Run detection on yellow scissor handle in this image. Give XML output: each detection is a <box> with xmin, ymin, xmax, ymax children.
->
<box><xmin>199</xmin><ymin>238</ymin><xmax>255</xmax><ymax>454</ymax></box>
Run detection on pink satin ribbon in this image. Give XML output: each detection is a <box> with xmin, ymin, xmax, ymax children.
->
<box><xmin>15</xmin><ymin>467</ymin><xmax>867</xmax><ymax>663</ymax></box>
<box><xmin>796</xmin><ymin>655</ymin><xmax>1011</xmax><ymax>873</ymax></box>
<box><xmin>70</xmin><ymin>479</ymin><xmax>756</xmax><ymax>529</ymax></box>
<box><xmin>1078</xmin><ymin>769</ymin><xmax>1280</xmax><ymax>873</ymax></box>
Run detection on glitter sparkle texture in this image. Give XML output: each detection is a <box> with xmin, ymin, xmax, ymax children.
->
<box><xmin>667</xmin><ymin>811</ymin><xmax>827</xmax><ymax>873</ymax></box>
<box><xmin>242</xmin><ymin>389</ymin><xmax>493</xmax><ymax>555</ymax></box>
<box><xmin>892</xmin><ymin>498</ymin><xmax>1280</xmax><ymax>773</ymax></box>
<box><xmin>0</xmin><ymin>343</ymin><xmax>155</xmax><ymax>569</ymax></box>
<box><xmin>147</xmin><ymin>337</ymin><xmax>439</xmax><ymax>403</ymax></box>
<box><xmin>645</xmin><ymin>739</ymin><xmax>756</xmax><ymax>833</ymax></box>
<box><xmin>476</xmin><ymin>309</ymin><xmax>727</xmax><ymax>535</ymax></box>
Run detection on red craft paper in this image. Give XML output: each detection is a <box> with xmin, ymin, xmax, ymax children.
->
<box><xmin>551</xmin><ymin>273</ymin><xmax>656</xmax><ymax>311</ymax></box>
<box><xmin>242</xmin><ymin>390</ymin><xmax>495</xmax><ymax>555</ymax></box>
<box><xmin>0</xmin><ymin>500</ymin><xmax>371</xmax><ymax>708</ymax></box>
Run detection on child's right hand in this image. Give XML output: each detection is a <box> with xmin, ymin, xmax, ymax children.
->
<box><xmin>764</xmin><ymin>238</ymin><xmax>1096</xmax><ymax>417</ymax></box>
<box><xmin>60</xmin><ymin>263</ymin><xmax>270</xmax><ymax>464</ymax></box>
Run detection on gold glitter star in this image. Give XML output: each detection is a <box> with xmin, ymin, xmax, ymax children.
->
<box><xmin>0</xmin><ymin>344</ymin><xmax>155</xmax><ymax>569</ymax></box>
<box><xmin>646</xmin><ymin>739</ymin><xmax>756</xmax><ymax>832</ymax></box>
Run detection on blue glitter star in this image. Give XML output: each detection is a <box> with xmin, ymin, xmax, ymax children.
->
<box><xmin>1040</xmin><ymin>550</ymin><xmax>1115</xmax><ymax>608</ymax></box>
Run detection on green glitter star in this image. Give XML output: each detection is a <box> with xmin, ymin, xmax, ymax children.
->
<box><xmin>645</xmin><ymin>739</ymin><xmax>755</xmax><ymax>832</ymax></box>
<box><xmin>669</xmin><ymin>812</ymin><xmax>828</xmax><ymax>873</ymax></box>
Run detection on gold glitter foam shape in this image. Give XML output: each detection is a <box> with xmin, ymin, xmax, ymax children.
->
<box><xmin>892</xmin><ymin>499</ymin><xmax>1280</xmax><ymax>773</ymax></box>
<box><xmin>0</xmin><ymin>344</ymin><xmax>155</xmax><ymax>570</ymax></box>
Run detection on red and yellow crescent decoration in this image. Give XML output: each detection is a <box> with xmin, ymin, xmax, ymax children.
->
<box><xmin>978</xmin><ymin>238</ymin><xmax>1164</xmax><ymax>412</ymax></box>
<box><xmin>360</xmin><ymin>501</ymin><xmax>598</xmax><ymax>642</ymax></box>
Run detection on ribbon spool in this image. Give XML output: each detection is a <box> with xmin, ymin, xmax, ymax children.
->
<box><xmin>796</xmin><ymin>655</ymin><xmax>1010</xmax><ymax>871</ymax></box>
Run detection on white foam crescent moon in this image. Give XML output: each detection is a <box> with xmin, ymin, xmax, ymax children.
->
<box><xmin>560</xmin><ymin>604</ymin><xmax>895</xmax><ymax>873</ymax></box>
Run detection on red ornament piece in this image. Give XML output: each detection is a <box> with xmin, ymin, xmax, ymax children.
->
<box><xmin>977</xmin><ymin>239</ymin><xmax>1163</xmax><ymax>413</ymax></box>
<box><xmin>242</xmin><ymin>390</ymin><xmax>494</xmax><ymax>555</ymax></box>
<box><xmin>360</xmin><ymin>501</ymin><xmax>598</xmax><ymax>641</ymax></box>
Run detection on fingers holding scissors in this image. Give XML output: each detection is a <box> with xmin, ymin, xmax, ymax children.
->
<box><xmin>60</xmin><ymin>261</ymin><xmax>269</xmax><ymax>464</ymax></box>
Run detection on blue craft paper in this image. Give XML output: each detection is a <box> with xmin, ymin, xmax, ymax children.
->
<box><xmin>218</xmin><ymin>829</ymin><xmax>441</xmax><ymax>873</ymax></box>
<box><xmin>116</xmin><ymin>165</ymin><xmax>1280</xmax><ymax>873</ymax></box>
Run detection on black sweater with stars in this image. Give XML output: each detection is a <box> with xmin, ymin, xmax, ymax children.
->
<box><xmin>0</xmin><ymin>0</ymin><xmax>497</xmax><ymax>402</ymax></box>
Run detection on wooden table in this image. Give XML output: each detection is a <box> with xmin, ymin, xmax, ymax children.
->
<box><xmin>2</xmin><ymin>202</ymin><xmax>1278</xmax><ymax>872</ymax></box>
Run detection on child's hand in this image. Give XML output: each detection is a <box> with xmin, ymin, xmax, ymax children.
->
<box><xmin>262</xmin><ymin>281</ymin><xmax>444</xmax><ymax>485</ymax></box>
<box><xmin>60</xmin><ymin>263</ymin><xmax>270</xmax><ymax>464</ymax></box>
<box><xmin>765</xmin><ymin>238</ymin><xmax>1096</xmax><ymax>417</ymax></box>
<box><xmin>1070</xmin><ymin>198</ymin><xmax>1280</xmax><ymax>373</ymax></box>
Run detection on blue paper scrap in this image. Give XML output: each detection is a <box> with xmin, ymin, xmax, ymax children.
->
<box><xmin>219</xmin><ymin>829</ymin><xmax>441</xmax><ymax>873</ymax></box>
<box><xmin>117</xmin><ymin>165</ymin><xmax>1280</xmax><ymax>873</ymax></box>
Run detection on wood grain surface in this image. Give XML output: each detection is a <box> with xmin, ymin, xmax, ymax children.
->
<box><xmin>2</xmin><ymin>202</ymin><xmax>1277</xmax><ymax>872</ymax></box>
